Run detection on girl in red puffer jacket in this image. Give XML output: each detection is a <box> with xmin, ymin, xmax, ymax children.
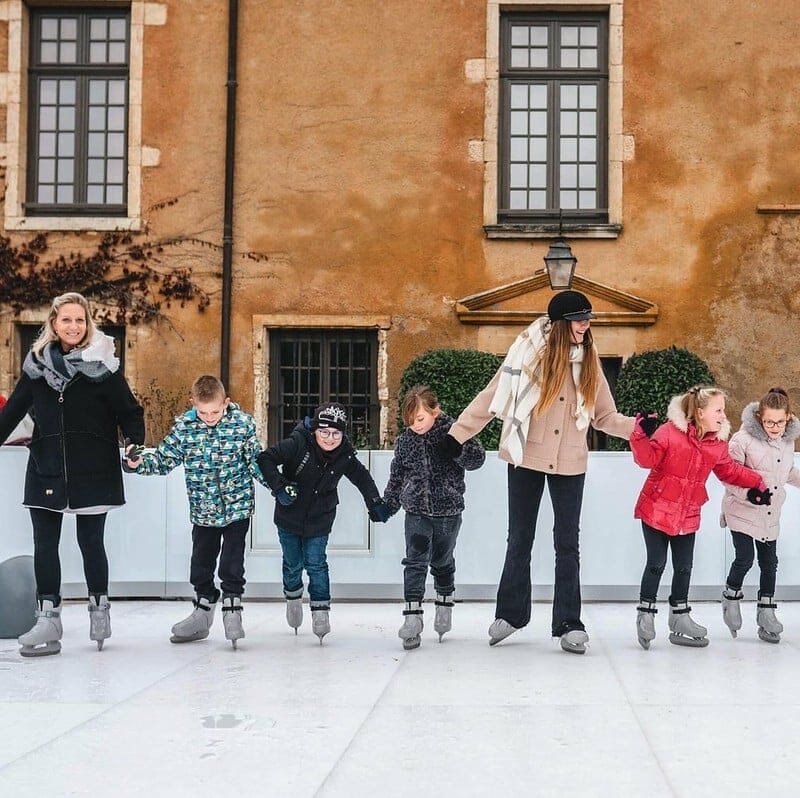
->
<box><xmin>630</xmin><ymin>385</ymin><xmax>769</xmax><ymax>650</ymax></box>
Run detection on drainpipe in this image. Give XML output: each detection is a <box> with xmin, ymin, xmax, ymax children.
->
<box><xmin>220</xmin><ymin>0</ymin><xmax>239</xmax><ymax>389</ymax></box>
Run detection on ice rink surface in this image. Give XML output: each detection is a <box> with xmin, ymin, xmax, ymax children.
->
<box><xmin>1</xmin><ymin>599</ymin><xmax>799</xmax><ymax>798</ymax></box>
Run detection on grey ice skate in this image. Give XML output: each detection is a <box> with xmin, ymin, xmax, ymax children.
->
<box><xmin>311</xmin><ymin>606</ymin><xmax>330</xmax><ymax>644</ymax></box>
<box><xmin>170</xmin><ymin>596</ymin><xmax>217</xmax><ymax>643</ymax></box>
<box><xmin>18</xmin><ymin>598</ymin><xmax>62</xmax><ymax>658</ymax></box>
<box><xmin>668</xmin><ymin>601</ymin><xmax>708</xmax><ymax>647</ymax></box>
<box><xmin>434</xmin><ymin>594</ymin><xmax>454</xmax><ymax>642</ymax></box>
<box><xmin>488</xmin><ymin>618</ymin><xmax>518</xmax><ymax>646</ymax></box>
<box><xmin>559</xmin><ymin>629</ymin><xmax>589</xmax><ymax>655</ymax></box>
<box><xmin>757</xmin><ymin>596</ymin><xmax>783</xmax><ymax>644</ymax></box>
<box><xmin>221</xmin><ymin>594</ymin><xmax>245</xmax><ymax>649</ymax></box>
<box><xmin>721</xmin><ymin>585</ymin><xmax>743</xmax><ymax>638</ymax></box>
<box><xmin>285</xmin><ymin>597</ymin><xmax>303</xmax><ymax>634</ymax></box>
<box><xmin>399</xmin><ymin>601</ymin><xmax>424</xmax><ymax>650</ymax></box>
<box><xmin>636</xmin><ymin>600</ymin><xmax>657</xmax><ymax>650</ymax></box>
<box><xmin>88</xmin><ymin>594</ymin><xmax>111</xmax><ymax>650</ymax></box>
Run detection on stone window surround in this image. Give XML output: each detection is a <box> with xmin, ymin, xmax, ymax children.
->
<box><xmin>0</xmin><ymin>0</ymin><xmax>166</xmax><ymax>232</ymax></box>
<box><xmin>476</xmin><ymin>0</ymin><xmax>626</xmax><ymax>239</ymax></box>
<box><xmin>252</xmin><ymin>314</ymin><xmax>392</xmax><ymax>448</ymax></box>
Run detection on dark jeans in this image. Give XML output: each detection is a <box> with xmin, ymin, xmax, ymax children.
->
<box><xmin>277</xmin><ymin>529</ymin><xmax>330</xmax><ymax>606</ymax></box>
<box><xmin>30</xmin><ymin>507</ymin><xmax>108</xmax><ymax>601</ymax></box>
<box><xmin>190</xmin><ymin>518</ymin><xmax>250</xmax><ymax>600</ymax></box>
<box><xmin>496</xmin><ymin>466</ymin><xmax>586</xmax><ymax>637</ymax></box>
<box><xmin>727</xmin><ymin>530</ymin><xmax>778</xmax><ymax>597</ymax></box>
<box><xmin>639</xmin><ymin>522</ymin><xmax>696</xmax><ymax>603</ymax></box>
<box><xmin>402</xmin><ymin>513</ymin><xmax>462</xmax><ymax>602</ymax></box>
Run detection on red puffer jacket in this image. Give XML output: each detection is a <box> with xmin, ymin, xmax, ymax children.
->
<box><xmin>631</xmin><ymin>397</ymin><xmax>765</xmax><ymax>536</ymax></box>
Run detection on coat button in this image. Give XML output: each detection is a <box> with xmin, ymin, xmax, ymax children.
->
<box><xmin>559</xmin><ymin>396</ymin><xmax>564</xmax><ymax>401</ymax></box>
<box><xmin>554</xmin><ymin>430</ymin><xmax>559</xmax><ymax>435</ymax></box>
<box><xmin>549</xmin><ymin>464</ymin><xmax>554</xmax><ymax>470</ymax></box>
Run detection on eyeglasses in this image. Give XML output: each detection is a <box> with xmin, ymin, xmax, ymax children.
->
<box><xmin>317</xmin><ymin>429</ymin><xmax>343</xmax><ymax>439</ymax></box>
<box><xmin>762</xmin><ymin>419</ymin><xmax>787</xmax><ymax>429</ymax></box>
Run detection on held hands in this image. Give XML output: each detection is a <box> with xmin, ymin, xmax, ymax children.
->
<box><xmin>122</xmin><ymin>438</ymin><xmax>144</xmax><ymax>472</ymax></box>
<box><xmin>368</xmin><ymin>497</ymin><xmax>393</xmax><ymax>523</ymax></box>
<box><xmin>634</xmin><ymin>412</ymin><xmax>660</xmax><ymax>438</ymax></box>
<box><xmin>437</xmin><ymin>434</ymin><xmax>463</xmax><ymax>460</ymax></box>
<box><xmin>746</xmin><ymin>487</ymin><xmax>773</xmax><ymax>506</ymax></box>
<box><xmin>276</xmin><ymin>483</ymin><xmax>299</xmax><ymax>506</ymax></box>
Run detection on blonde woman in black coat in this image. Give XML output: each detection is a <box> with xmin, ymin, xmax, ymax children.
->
<box><xmin>0</xmin><ymin>292</ymin><xmax>144</xmax><ymax>657</ymax></box>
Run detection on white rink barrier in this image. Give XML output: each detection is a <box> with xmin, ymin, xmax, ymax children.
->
<box><xmin>2</xmin><ymin>447</ymin><xmax>800</xmax><ymax>600</ymax></box>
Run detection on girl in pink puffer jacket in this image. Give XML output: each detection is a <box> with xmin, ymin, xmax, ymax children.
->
<box><xmin>630</xmin><ymin>385</ymin><xmax>769</xmax><ymax>650</ymax></box>
<box><xmin>720</xmin><ymin>388</ymin><xmax>800</xmax><ymax>643</ymax></box>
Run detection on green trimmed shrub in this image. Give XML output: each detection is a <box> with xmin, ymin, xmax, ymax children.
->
<box><xmin>398</xmin><ymin>349</ymin><xmax>503</xmax><ymax>449</ymax></box>
<box><xmin>607</xmin><ymin>346</ymin><xmax>715</xmax><ymax>451</ymax></box>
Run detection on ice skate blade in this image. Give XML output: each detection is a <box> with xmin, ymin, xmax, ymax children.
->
<box><xmin>758</xmin><ymin>629</ymin><xmax>780</xmax><ymax>644</ymax></box>
<box><xmin>637</xmin><ymin>636</ymin><xmax>651</xmax><ymax>650</ymax></box>
<box><xmin>402</xmin><ymin>636</ymin><xmax>421</xmax><ymax>650</ymax></box>
<box><xmin>19</xmin><ymin>640</ymin><xmax>61</xmax><ymax>657</ymax></box>
<box><xmin>315</xmin><ymin>634</ymin><xmax>327</xmax><ymax>645</ymax></box>
<box><xmin>96</xmin><ymin>640</ymin><xmax>104</xmax><ymax>651</ymax></box>
<box><xmin>437</xmin><ymin>633</ymin><xmax>444</xmax><ymax>643</ymax></box>
<box><xmin>730</xmin><ymin>629</ymin><xmax>737</xmax><ymax>638</ymax></box>
<box><xmin>231</xmin><ymin>640</ymin><xmax>238</xmax><ymax>650</ymax></box>
<box><xmin>668</xmin><ymin>633</ymin><xmax>709</xmax><ymax>648</ymax></box>
<box><xmin>170</xmin><ymin>632</ymin><xmax>209</xmax><ymax>644</ymax></box>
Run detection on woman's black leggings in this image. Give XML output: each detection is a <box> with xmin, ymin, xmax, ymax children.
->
<box><xmin>30</xmin><ymin>507</ymin><xmax>109</xmax><ymax>600</ymax></box>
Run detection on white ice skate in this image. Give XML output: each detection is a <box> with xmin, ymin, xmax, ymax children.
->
<box><xmin>399</xmin><ymin>601</ymin><xmax>424</xmax><ymax>650</ymax></box>
<box><xmin>286</xmin><ymin>597</ymin><xmax>303</xmax><ymax>634</ymax></box>
<box><xmin>433</xmin><ymin>594</ymin><xmax>454</xmax><ymax>643</ymax></box>
<box><xmin>668</xmin><ymin>601</ymin><xmax>708</xmax><ymax>647</ymax></box>
<box><xmin>488</xmin><ymin>618</ymin><xmax>518</xmax><ymax>647</ymax></box>
<box><xmin>221</xmin><ymin>594</ymin><xmax>245</xmax><ymax>650</ymax></box>
<box><xmin>19</xmin><ymin>598</ymin><xmax>62</xmax><ymax>658</ymax></box>
<box><xmin>88</xmin><ymin>594</ymin><xmax>111</xmax><ymax>650</ymax></box>
<box><xmin>311</xmin><ymin>607</ymin><xmax>330</xmax><ymax>644</ymax></box>
<box><xmin>170</xmin><ymin>596</ymin><xmax>217</xmax><ymax>643</ymax></box>
<box><xmin>636</xmin><ymin>600</ymin><xmax>657</xmax><ymax>650</ymax></box>
<box><xmin>757</xmin><ymin>596</ymin><xmax>783</xmax><ymax>644</ymax></box>
<box><xmin>559</xmin><ymin>629</ymin><xmax>589</xmax><ymax>655</ymax></box>
<box><xmin>721</xmin><ymin>586</ymin><xmax>743</xmax><ymax>638</ymax></box>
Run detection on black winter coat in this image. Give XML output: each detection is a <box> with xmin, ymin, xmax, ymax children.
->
<box><xmin>383</xmin><ymin>414</ymin><xmax>485</xmax><ymax>516</ymax></box>
<box><xmin>0</xmin><ymin>370</ymin><xmax>144</xmax><ymax>510</ymax></box>
<box><xmin>257</xmin><ymin>424</ymin><xmax>381</xmax><ymax>538</ymax></box>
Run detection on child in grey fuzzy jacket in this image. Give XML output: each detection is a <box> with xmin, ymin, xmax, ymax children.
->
<box><xmin>383</xmin><ymin>385</ymin><xmax>485</xmax><ymax>650</ymax></box>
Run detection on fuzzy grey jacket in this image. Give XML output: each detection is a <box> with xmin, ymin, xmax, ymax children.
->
<box><xmin>383</xmin><ymin>414</ymin><xmax>485</xmax><ymax>517</ymax></box>
<box><xmin>721</xmin><ymin>403</ymin><xmax>800</xmax><ymax>542</ymax></box>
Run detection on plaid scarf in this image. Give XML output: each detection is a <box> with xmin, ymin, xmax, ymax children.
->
<box><xmin>23</xmin><ymin>331</ymin><xmax>119</xmax><ymax>392</ymax></box>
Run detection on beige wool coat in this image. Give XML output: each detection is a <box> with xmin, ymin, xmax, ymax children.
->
<box><xmin>449</xmin><ymin>360</ymin><xmax>634</xmax><ymax>475</ymax></box>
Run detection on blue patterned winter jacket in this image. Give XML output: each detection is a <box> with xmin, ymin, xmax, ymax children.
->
<box><xmin>383</xmin><ymin>414</ymin><xmax>485</xmax><ymax>517</ymax></box>
<box><xmin>135</xmin><ymin>403</ymin><xmax>266</xmax><ymax>526</ymax></box>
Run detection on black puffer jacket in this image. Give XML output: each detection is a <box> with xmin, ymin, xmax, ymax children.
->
<box><xmin>257</xmin><ymin>423</ymin><xmax>381</xmax><ymax>538</ymax></box>
<box><xmin>383</xmin><ymin>414</ymin><xmax>485</xmax><ymax>517</ymax></box>
<box><xmin>0</xmin><ymin>370</ymin><xmax>144</xmax><ymax>510</ymax></box>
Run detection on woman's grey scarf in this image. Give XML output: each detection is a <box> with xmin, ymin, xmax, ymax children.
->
<box><xmin>22</xmin><ymin>331</ymin><xmax>120</xmax><ymax>393</ymax></box>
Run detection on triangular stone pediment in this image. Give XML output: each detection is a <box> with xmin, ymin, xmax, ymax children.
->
<box><xmin>455</xmin><ymin>271</ymin><xmax>658</xmax><ymax>326</ymax></box>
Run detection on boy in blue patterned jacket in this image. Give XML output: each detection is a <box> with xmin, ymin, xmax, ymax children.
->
<box><xmin>124</xmin><ymin>375</ymin><xmax>266</xmax><ymax>648</ymax></box>
<box><xmin>383</xmin><ymin>385</ymin><xmax>485</xmax><ymax>650</ymax></box>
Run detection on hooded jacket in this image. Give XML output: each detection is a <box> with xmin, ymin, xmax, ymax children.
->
<box><xmin>631</xmin><ymin>396</ymin><xmax>765</xmax><ymax>536</ymax></box>
<box><xmin>0</xmin><ymin>333</ymin><xmax>144</xmax><ymax>511</ymax></box>
<box><xmin>257</xmin><ymin>423</ymin><xmax>381</xmax><ymax>538</ymax></box>
<box><xmin>383</xmin><ymin>414</ymin><xmax>485</xmax><ymax>517</ymax></box>
<box><xmin>720</xmin><ymin>402</ymin><xmax>800</xmax><ymax>542</ymax></box>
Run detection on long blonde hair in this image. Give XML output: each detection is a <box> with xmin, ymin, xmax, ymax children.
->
<box><xmin>533</xmin><ymin>320</ymin><xmax>601</xmax><ymax>418</ymax></box>
<box><xmin>31</xmin><ymin>292</ymin><xmax>96</xmax><ymax>358</ymax></box>
<box><xmin>679</xmin><ymin>385</ymin><xmax>726</xmax><ymax>438</ymax></box>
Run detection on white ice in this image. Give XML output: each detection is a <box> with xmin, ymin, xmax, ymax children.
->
<box><xmin>1</xmin><ymin>599</ymin><xmax>799</xmax><ymax>798</ymax></box>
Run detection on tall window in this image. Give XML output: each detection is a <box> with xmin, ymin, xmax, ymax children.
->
<box><xmin>499</xmin><ymin>12</ymin><xmax>608</xmax><ymax>224</ymax></box>
<box><xmin>27</xmin><ymin>8</ymin><xmax>130</xmax><ymax>216</ymax></box>
<box><xmin>268</xmin><ymin>329</ymin><xmax>379</xmax><ymax>448</ymax></box>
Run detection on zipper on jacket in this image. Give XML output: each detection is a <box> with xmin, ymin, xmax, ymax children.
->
<box><xmin>59</xmin><ymin>388</ymin><xmax>68</xmax><ymax>502</ymax></box>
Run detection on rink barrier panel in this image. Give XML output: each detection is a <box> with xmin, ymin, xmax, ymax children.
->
<box><xmin>3</xmin><ymin>447</ymin><xmax>800</xmax><ymax>601</ymax></box>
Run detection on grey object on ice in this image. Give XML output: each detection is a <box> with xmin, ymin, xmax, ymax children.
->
<box><xmin>399</xmin><ymin>601</ymin><xmax>424</xmax><ymax>650</ymax></box>
<box><xmin>285</xmin><ymin>597</ymin><xmax>303</xmax><ymax>634</ymax></box>
<box><xmin>311</xmin><ymin>608</ymin><xmax>330</xmax><ymax>643</ymax></box>
<box><xmin>18</xmin><ymin>598</ymin><xmax>62</xmax><ymax>657</ymax></box>
<box><xmin>88</xmin><ymin>594</ymin><xmax>111</xmax><ymax>650</ymax></box>
<box><xmin>757</xmin><ymin>597</ymin><xmax>782</xmax><ymax>644</ymax></box>
<box><xmin>636</xmin><ymin>600</ymin><xmax>657</xmax><ymax>650</ymax></box>
<box><xmin>0</xmin><ymin>555</ymin><xmax>36</xmax><ymax>638</ymax></box>
<box><xmin>488</xmin><ymin>617</ymin><xmax>518</xmax><ymax>646</ymax></box>
<box><xmin>222</xmin><ymin>594</ymin><xmax>245</xmax><ymax>649</ymax></box>
<box><xmin>560</xmin><ymin>628</ymin><xmax>589</xmax><ymax>655</ymax></box>
<box><xmin>170</xmin><ymin>596</ymin><xmax>217</xmax><ymax>643</ymax></box>
<box><xmin>722</xmin><ymin>585</ymin><xmax>743</xmax><ymax>638</ymax></box>
<box><xmin>434</xmin><ymin>594</ymin><xmax>454</xmax><ymax>642</ymax></box>
<box><xmin>668</xmin><ymin>601</ymin><xmax>708</xmax><ymax>647</ymax></box>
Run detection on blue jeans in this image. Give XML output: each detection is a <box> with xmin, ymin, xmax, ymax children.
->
<box><xmin>402</xmin><ymin>513</ymin><xmax>462</xmax><ymax>602</ymax></box>
<box><xmin>495</xmin><ymin>466</ymin><xmax>586</xmax><ymax>637</ymax></box>
<box><xmin>277</xmin><ymin>529</ymin><xmax>330</xmax><ymax>607</ymax></box>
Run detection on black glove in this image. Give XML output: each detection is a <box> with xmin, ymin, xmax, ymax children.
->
<box><xmin>747</xmin><ymin>487</ymin><xmax>772</xmax><ymax>506</ymax></box>
<box><xmin>368</xmin><ymin>498</ymin><xmax>393</xmax><ymax>523</ymax></box>
<box><xmin>276</xmin><ymin>483</ymin><xmax>299</xmax><ymax>506</ymax></box>
<box><xmin>437</xmin><ymin>434</ymin><xmax>463</xmax><ymax>460</ymax></box>
<box><xmin>634</xmin><ymin>413</ymin><xmax>659</xmax><ymax>438</ymax></box>
<box><xmin>122</xmin><ymin>438</ymin><xmax>144</xmax><ymax>472</ymax></box>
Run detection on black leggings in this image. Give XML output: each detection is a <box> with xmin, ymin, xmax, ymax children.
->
<box><xmin>639</xmin><ymin>522</ymin><xmax>696</xmax><ymax>603</ymax></box>
<box><xmin>30</xmin><ymin>507</ymin><xmax>108</xmax><ymax>600</ymax></box>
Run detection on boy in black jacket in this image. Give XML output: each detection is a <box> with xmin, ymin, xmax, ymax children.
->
<box><xmin>257</xmin><ymin>402</ymin><xmax>390</xmax><ymax>642</ymax></box>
